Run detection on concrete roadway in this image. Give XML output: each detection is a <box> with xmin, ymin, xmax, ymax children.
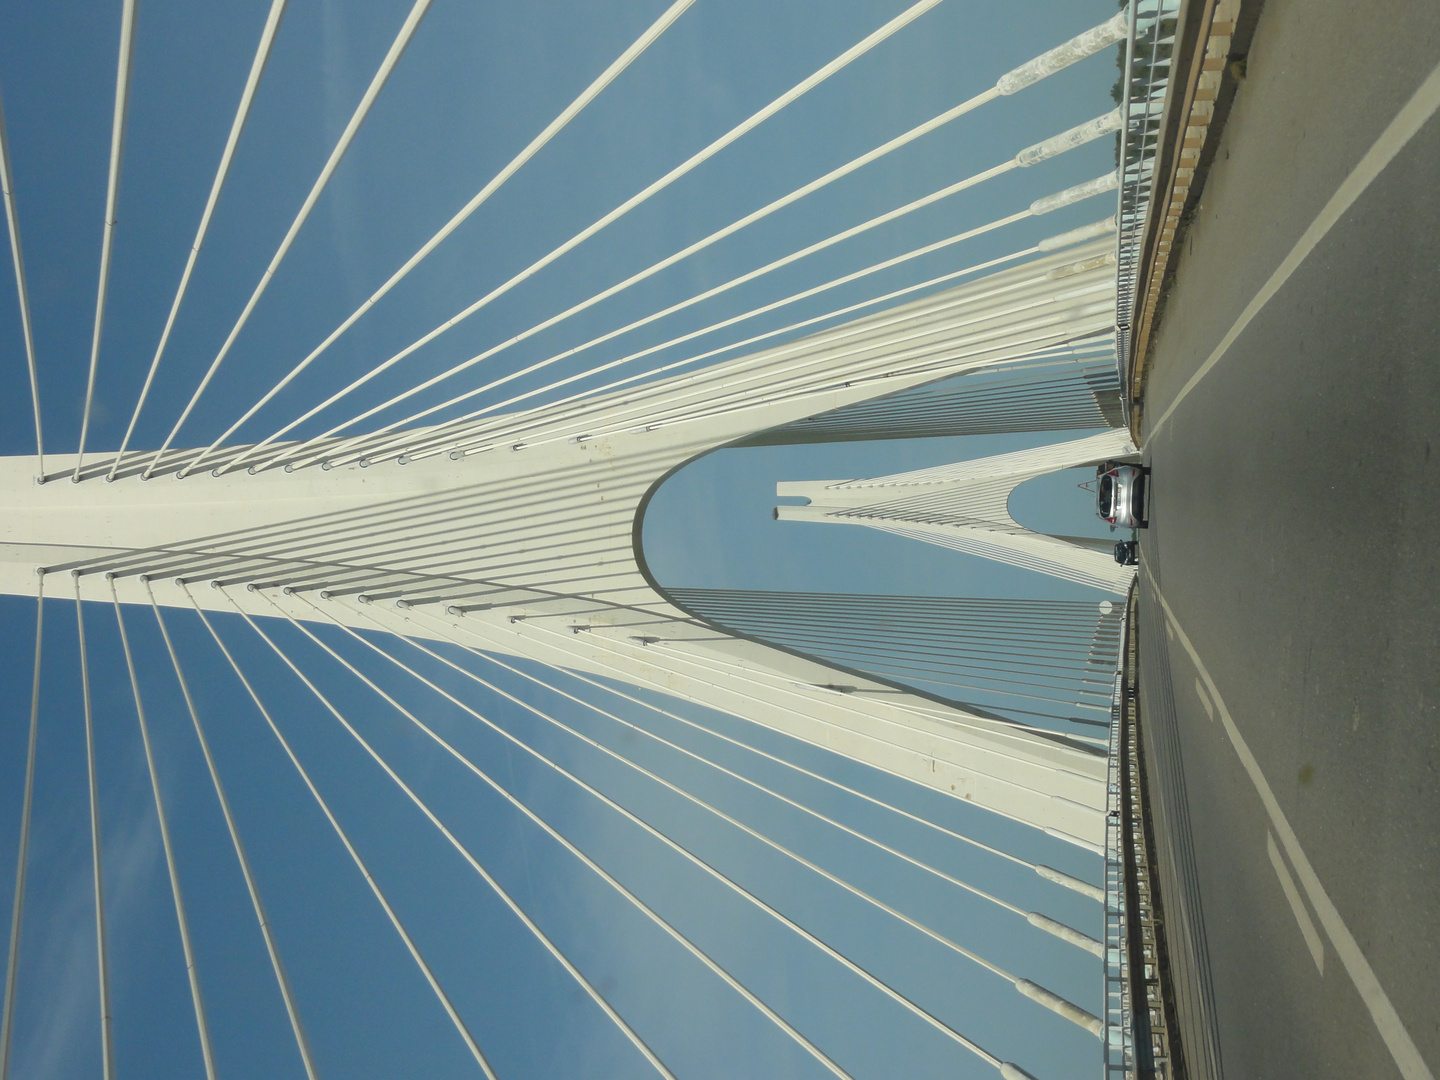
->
<box><xmin>1134</xmin><ymin>1</ymin><xmax>1439</xmax><ymax>1078</ymax></box>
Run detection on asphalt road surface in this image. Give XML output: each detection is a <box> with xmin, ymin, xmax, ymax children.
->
<box><xmin>1134</xmin><ymin>1</ymin><xmax>1439</xmax><ymax>1078</ymax></box>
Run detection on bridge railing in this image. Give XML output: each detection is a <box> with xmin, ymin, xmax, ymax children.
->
<box><xmin>1102</xmin><ymin>585</ymin><xmax>1135</xmax><ymax>1078</ymax></box>
<box><xmin>1114</xmin><ymin>0</ymin><xmax>1182</xmax><ymax>415</ymax></box>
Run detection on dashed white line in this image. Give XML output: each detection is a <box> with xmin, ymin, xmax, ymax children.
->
<box><xmin>1268</xmin><ymin>832</ymin><xmax>1325</xmax><ymax>975</ymax></box>
<box><xmin>1193</xmin><ymin>677</ymin><xmax>1214</xmax><ymax>721</ymax></box>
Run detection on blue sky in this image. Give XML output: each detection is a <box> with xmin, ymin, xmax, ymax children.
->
<box><xmin>643</xmin><ymin>433</ymin><xmax>1118</xmax><ymax>599</ymax></box>
<box><xmin>0</xmin><ymin>1</ymin><xmax>1124</xmax><ymax>1076</ymax></box>
<box><xmin>0</xmin><ymin>0</ymin><xmax>1123</xmax><ymax>454</ymax></box>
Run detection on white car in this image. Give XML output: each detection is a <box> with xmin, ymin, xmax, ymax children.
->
<box><xmin>1096</xmin><ymin>462</ymin><xmax>1149</xmax><ymax>529</ymax></box>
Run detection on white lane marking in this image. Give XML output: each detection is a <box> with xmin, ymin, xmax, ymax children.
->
<box><xmin>1147</xmin><ymin>574</ymin><xmax>1434</xmax><ymax>1080</ymax></box>
<box><xmin>1194</xmin><ymin>677</ymin><xmax>1214</xmax><ymax>721</ymax></box>
<box><xmin>1268</xmin><ymin>832</ymin><xmax>1325</xmax><ymax>975</ymax></box>
<box><xmin>1146</xmin><ymin>58</ymin><xmax>1440</xmax><ymax>444</ymax></box>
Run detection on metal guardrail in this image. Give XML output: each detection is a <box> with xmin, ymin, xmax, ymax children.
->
<box><xmin>1125</xmin><ymin>663</ymin><xmax>1179</xmax><ymax>1077</ymax></box>
<box><xmin>1106</xmin><ymin>579</ymin><xmax>1184</xmax><ymax>1079</ymax></box>
<box><xmin>1102</xmin><ymin>585</ymin><xmax>1135</xmax><ymax>1078</ymax></box>
<box><xmin>1114</xmin><ymin>0</ymin><xmax>1182</xmax><ymax>419</ymax></box>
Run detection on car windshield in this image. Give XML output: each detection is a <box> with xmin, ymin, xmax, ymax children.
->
<box><xmin>1098</xmin><ymin>475</ymin><xmax>1113</xmax><ymax>515</ymax></box>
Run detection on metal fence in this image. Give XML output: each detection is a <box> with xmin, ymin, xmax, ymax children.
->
<box><xmin>1102</xmin><ymin>587</ymin><xmax>1135</xmax><ymax>1079</ymax></box>
<box><xmin>1114</xmin><ymin>0</ymin><xmax>1182</xmax><ymax>402</ymax></box>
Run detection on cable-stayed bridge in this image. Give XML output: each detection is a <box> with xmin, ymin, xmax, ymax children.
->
<box><xmin>774</xmin><ymin>427</ymin><xmax>1139</xmax><ymax>595</ymax></box>
<box><xmin>0</xmin><ymin>3</ymin><xmax>1184</xmax><ymax>1078</ymax></box>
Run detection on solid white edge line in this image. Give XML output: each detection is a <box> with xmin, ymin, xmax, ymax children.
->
<box><xmin>1145</xmin><ymin>58</ymin><xmax>1440</xmax><ymax>445</ymax></box>
<box><xmin>1146</xmin><ymin>573</ymin><xmax>1434</xmax><ymax>1080</ymax></box>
